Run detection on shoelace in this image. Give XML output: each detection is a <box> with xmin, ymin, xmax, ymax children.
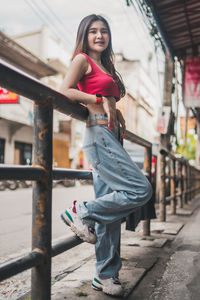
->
<box><xmin>73</xmin><ymin>200</ymin><xmax>95</xmax><ymax>236</ymax></box>
<box><xmin>88</xmin><ymin>226</ymin><xmax>95</xmax><ymax>234</ymax></box>
<box><xmin>112</xmin><ymin>277</ymin><xmax>121</xmax><ymax>285</ymax></box>
<box><xmin>72</xmin><ymin>200</ymin><xmax>77</xmax><ymax>213</ymax></box>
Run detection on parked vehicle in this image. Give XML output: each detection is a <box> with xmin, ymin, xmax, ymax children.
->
<box><xmin>0</xmin><ymin>180</ymin><xmax>32</xmax><ymax>191</ymax></box>
<box><xmin>0</xmin><ymin>180</ymin><xmax>18</xmax><ymax>191</ymax></box>
<box><xmin>53</xmin><ymin>179</ymin><xmax>76</xmax><ymax>188</ymax></box>
<box><xmin>18</xmin><ymin>180</ymin><xmax>32</xmax><ymax>188</ymax></box>
<box><xmin>80</xmin><ymin>179</ymin><xmax>93</xmax><ymax>185</ymax></box>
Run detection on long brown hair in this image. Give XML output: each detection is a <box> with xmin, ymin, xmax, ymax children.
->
<box><xmin>72</xmin><ymin>14</ymin><xmax>126</xmax><ymax>98</ymax></box>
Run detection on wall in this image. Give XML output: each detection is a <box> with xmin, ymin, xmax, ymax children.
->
<box><xmin>116</xmin><ymin>56</ymin><xmax>159</xmax><ymax>142</ymax></box>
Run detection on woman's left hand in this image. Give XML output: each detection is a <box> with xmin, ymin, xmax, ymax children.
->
<box><xmin>116</xmin><ymin>109</ymin><xmax>126</xmax><ymax>138</ymax></box>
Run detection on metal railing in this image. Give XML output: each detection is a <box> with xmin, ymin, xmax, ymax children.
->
<box><xmin>0</xmin><ymin>62</ymin><xmax>154</xmax><ymax>299</ymax></box>
<box><xmin>159</xmin><ymin>148</ymin><xmax>200</xmax><ymax>222</ymax></box>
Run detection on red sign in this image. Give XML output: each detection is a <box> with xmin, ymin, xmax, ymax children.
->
<box><xmin>0</xmin><ymin>87</ymin><xmax>19</xmax><ymax>104</ymax></box>
<box><xmin>184</xmin><ymin>57</ymin><xmax>200</xmax><ymax>107</ymax></box>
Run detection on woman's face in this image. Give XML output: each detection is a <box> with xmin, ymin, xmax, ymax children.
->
<box><xmin>87</xmin><ymin>20</ymin><xmax>110</xmax><ymax>54</ymax></box>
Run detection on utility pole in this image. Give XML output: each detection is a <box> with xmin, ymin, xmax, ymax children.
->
<box><xmin>160</xmin><ymin>54</ymin><xmax>174</xmax><ymax>150</ymax></box>
<box><xmin>157</xmin><ymin>54</ymin><xmax>174</xmax><ymax>221</ymax></box>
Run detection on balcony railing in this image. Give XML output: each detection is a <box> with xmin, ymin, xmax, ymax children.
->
<box><xmin>0</xmin><ymin>61</ymin><xmax>156</xmax><ymax>299</ymax></box>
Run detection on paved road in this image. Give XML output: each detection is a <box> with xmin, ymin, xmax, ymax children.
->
<box><xmin>149</xmin><ymin>201</ymin><xmax>200</xmax><ymax>300</ymax></box>
<box><xmin>127</xmin><ymin>197</ymin><xmax>200</xmax><ymax>300</ymax></box>
<box><xmin>0</xmin><ymin>182</ymin><xmax>94</xmax><ymax>260</ymax></box>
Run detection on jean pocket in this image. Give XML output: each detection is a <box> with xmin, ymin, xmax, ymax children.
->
<box><xmin>83</xmin><ymin>142</ymin><xmax>100</xmax><ymax>169</ymax></box>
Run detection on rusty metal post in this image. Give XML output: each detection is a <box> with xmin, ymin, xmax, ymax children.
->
<box><xmin>181</xmin><ymin>161</ymin><xmax>184</xmax><ymax>205</ymax></box>
<box><xmin>177</xmin><ymin>160</ymin><xmax>183</xmax><ymax>208</ymax></box>
<box><xmin>191</xmin><ymin>167</ymin><xmax>194</xmax><ymax>199</ymax></box>
<box><xmin>159</xmin><ymin>152</ymin><xmax>166</xmax><ymax>221</ymax></box>
<box><xmin>170</xmin><ymin>158</ymin><xmax>176</xmax><ymax>215</ymax></box>
<box><xmin>186</xmin><ymin>163</ymin><xmax>189</xmax><ymax>202</ymax></box>
<box><xmin>31</xmin><ymin>103</ymin><xmax>53</xmax><ymax>300</ymax></box>
<box><xmin>190</xmin><ymin>167</ymin><xmax>193</xmax><ymax>199</ymax></box>
<box><xmin>196</xmin><ymin>169</ymin><xmax>200</xmax><ymax>196</ymax></box>
<box><xmin>188</xmin><ymin>165</ymin><xmax>192</xmax><ymax>201</ymax></box>
<box><xmin>194</xmin><ymin>169</ymin><xmax>196</xmax><ymax>197</ymax></box>
<box><xmin>183</xmin><ymin>161</ymin><xmax>188</xmax><ymax>204</ymax></box>
<box><xmin>142</xmin><ymin>146</ymin><xmax>152</xmax><ymax>236</ymax></box>
<box><xmin>193</xmin><ymin>168</ymin><xmax>196</xmax><ymax>198</ymax></box>
<box><xmin>195</xmin><ymin>169</ymin><xmax>198</xmax><ymax>197</ymax></box>
<box><xmin>166</xmin><ymin>156</ymin><xmax>170</xmax><ymax>199</ymax></box>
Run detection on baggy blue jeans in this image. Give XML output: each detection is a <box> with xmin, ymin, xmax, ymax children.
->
<box><xmin>76</xmin><ymin>113</ymin><xmax>152</xmax><ymax>279</ymax></box>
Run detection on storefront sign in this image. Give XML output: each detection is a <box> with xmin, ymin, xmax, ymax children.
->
<box><xmin>184</xmin><ymin>57</ymin><xmax>200</xmax><ymax>107</ymax></box>
<box><xmin>0</xmin><ymin>87</ymin><xmax>19</xmax><ymax>104</ymax></box>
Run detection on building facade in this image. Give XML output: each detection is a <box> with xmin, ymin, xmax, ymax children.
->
<box><xmin>116</xmin><ymin>54</ymin><xmax>160</xmax><ymax>143</ymax></box>
<box><xmin>0</xmin><ymin>27</ymin><xmax>71</xmax><ymax>167</ymax></box>
<box><xmin>0</xmin><ymin>24</ymin><xmax>161</xmax><ymax>170</ymax></box>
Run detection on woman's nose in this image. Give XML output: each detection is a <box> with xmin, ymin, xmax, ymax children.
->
<box><xmin>96</xmin><ymin>31</ymin><xmax>103</xmax><ymax>38</ymax></box>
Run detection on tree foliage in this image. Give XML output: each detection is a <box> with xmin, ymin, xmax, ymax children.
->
<box><xmin>176</xmin><ymin>133</ymin><xmax>196</xmax><ymax>160</ymax></box>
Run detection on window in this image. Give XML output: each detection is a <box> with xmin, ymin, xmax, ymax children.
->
<box><xmin>14</xmin><ymin>142</ymin><xmax>32</xmax><ymax>165</ymax></box>
<box><xmin>0</xmin><ymin>139</ymin><xmax>5</xmax><ymax>163</ymax></box>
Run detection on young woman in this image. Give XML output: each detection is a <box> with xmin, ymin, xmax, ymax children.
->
<box><xmin>60</xmin><ymin>14</ymin><xmax>152</xmax><ymax>296</ymax></box>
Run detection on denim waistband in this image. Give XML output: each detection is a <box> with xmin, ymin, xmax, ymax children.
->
<box><xmin>87</xmin><ymin>113</ymin><xmax>108</xmax><ymax>121</ymax></box>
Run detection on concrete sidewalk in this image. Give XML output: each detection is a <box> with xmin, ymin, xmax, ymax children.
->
<box><xmin>49</xmin><ymin>196</ymin><xmax>200</xmax><ymax>300</ymax></box>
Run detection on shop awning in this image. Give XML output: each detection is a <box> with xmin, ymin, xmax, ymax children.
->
<box><xmin>144</xmin><ymin>0</ymin><xmax>200</xmax><ymax>59</ymax></box>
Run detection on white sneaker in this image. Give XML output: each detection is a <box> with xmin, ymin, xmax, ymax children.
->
<box><xmin>61</xmin><ymin>201</ymin><xmax>97</xmax><ymax>244</ymax></box>
<box><xmin>92</xmin><ymin>276</ymin><xmax>123</xmax><ymax>296</ymax></box>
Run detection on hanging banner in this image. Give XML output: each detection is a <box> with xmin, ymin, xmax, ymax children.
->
<box><xmin>0</xmin><ymin>87</ymin><xmax>19</xmax><ymax>104</ymax></box>
<box><xmin>184</xmin><ymin>57</ymin><xmax>200</xmax><ymax>107</ymax></box>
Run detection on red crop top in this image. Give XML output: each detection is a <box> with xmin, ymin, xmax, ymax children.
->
<box><xmin>77</xmin><ymin>53</ymin><xmax>120</xmax><ymax>100</ymax></box>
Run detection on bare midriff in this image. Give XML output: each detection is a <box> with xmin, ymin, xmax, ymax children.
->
<box><xmin>87</xmin><ymin>96</ymin><xmax>116</xmax><ymax>114</ymax></box>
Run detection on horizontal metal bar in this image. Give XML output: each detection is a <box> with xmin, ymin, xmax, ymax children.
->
<box><xmin>0</xmin><ymin>62</ymin><xmax>88</xmax><ymax>122</ymax></box>
<box><xmin>160</xmin><ymin>148</ymin><xmax>184</xmax><ymax>162</ymax></box>
<box><xmin>53</xmin><ymin>168</ymin><xmax>92</xmax><ymax>180</ymax></box>
<box><xmin>191</xmin><ymin>187</ymin><xmax>200</xmax><ymax>192</ymax></box>
<box><xmin>52</xmin><ymin>218</ymin><xmax>126</xmax><ymax>257</ymax></box>
<box><xmin>166</xmin><ymin>194</ymin><xmax>176</xmax><ymax>201</ymax></box>
<box><xmin>125</xmin><ymin>130</ymin><xmax>152</xmax><ymax>149</ymax></box>
<box><xmin>160</xmin><ymin>149</ymin><xmax>200</xmax><ymax>174</ymax></box>
<box><xmin>52</xmin><ymin>236</ymin><xmax>83</xmax><ymax>257</ymax></box>
<box><xmin>0</xmin><ymin>165</ymin><xmax>93</xmax><ymax>181</ymax></box>
<box><xmin>0</xmin><ymin>164</ymin><xmax>45</xmax><ymax>180</ymax></box>
<box><xmin>0</xmin><ymin>251</ymin><xmax>44</xmax><ymax>282</ymax></box>
<box><xmin>175</xmin><ymin>191</ymin><xmax>182</xmax><ymax>197</ymax></box>
<box><xmin>0</xmin><ymin>62</ymin><xmax>154</xmax><ymax>150</ymax></box>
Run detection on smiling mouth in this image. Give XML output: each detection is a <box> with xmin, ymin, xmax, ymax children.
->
<box><xmin>95</xmin><ymin>42</ymin><xmax>104</xmax><ymax>45</ymax></box>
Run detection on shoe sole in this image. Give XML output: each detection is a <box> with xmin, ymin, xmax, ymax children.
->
<box><xmin>91</xmin><ymin>280</ymin><xmax>123</xmax><ymax>296</ymax></box>
<box><xmin>61</xmin><ymin>212</ymin><xmax>97</xmax><ymax>244</ymax></box>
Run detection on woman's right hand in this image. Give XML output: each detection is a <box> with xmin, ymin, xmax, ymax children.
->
<box><xmin>102</xmin><ymin>97</ymin><xmax>117</xmax><ymax>130</ymax></box>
